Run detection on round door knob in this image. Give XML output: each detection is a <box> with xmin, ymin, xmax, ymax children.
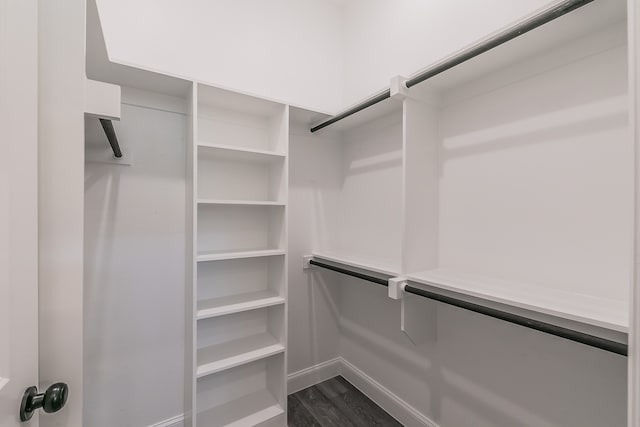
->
<box><xmin>20</xmin><ymin>382</ymin><xmax>69</xmax><ymax>421</ymax></box>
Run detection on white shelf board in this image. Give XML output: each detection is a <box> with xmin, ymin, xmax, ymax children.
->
<box><xmin>197</xmin><ymin>249</ymin><xmax>285</xmax><ymax>262</ymax></box>
<box><xmin>198</xmin><ymin>142</ymin><xmax>285</xmax><ymax>162</ymax></box>
<box><xmin>197</xmin><ymin>291</ymin><xmax>285</xmax><ymax>320</ymax></box>
<box><xmin>312</xmin><ymin>250</ymin><xmax>401</xmax><ymax>277</ymax></box>
<box><xmin>423</xmin><ymin>0</ymin><xmax>626</xmax><ymax>93</ymax></box>
<box><xmin>405</xmin><ymin>268</ymin><xmax>629</xmax><ymax>333</ymax></box>
<box><xmin>197</xmin><ymin>389</ymin><xmax>284</xmax><ymax>427</ymax></box>
<box><xmin>197</xmin><ymin>199</ymin><xmax>285</xmax><ymax>207</ymax></box>
<box><xmin>197</xmin><ymin>333</ymin><xmax>284</xmax><ymax>378</ymax></box>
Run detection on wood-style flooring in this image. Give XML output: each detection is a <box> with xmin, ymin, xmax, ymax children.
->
<box><xmin>288</xmin><ymin>376</ymin><xmax>403</xmax><ymax>427</ymax></box>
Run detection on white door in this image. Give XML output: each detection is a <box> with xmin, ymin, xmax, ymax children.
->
<box><xmin>0</xmin><ymin>0</ymin><xmax>40</xmax><ymax>425</ymax></box>
<box><xmin>0</xmin><ymin>0</ymin><xmax>82</xmax><ymax>425</ymax></box>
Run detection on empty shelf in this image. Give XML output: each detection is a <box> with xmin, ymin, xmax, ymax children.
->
<box><xmin>197</xmin><ymin>249</ymin><xmax>285</xmax><ymax>262</ymax></box>
<box><xmin>198</xmin><ymin>142</ymin><xmax>285</xmax><ymax>162</ymax></box>
<box><xmin>197</xmin><ymin>389</ymin><xmax>284</xmax><ymax>427</ymax></box>
<box><xmin>197</xmin><ymin>333</ymin><xmax>284</xmax><ymax>378</ymax></box>
<box><xmin>406</xmin><ymin>269</ymin><xmax>628</xmax><ymax>333</ymax></box>
<box><xmin>197</xmin><ymin>199</ymin><xmax>285</xmax><ymax>206</ymax></box>
<box><xmin>197</xmin><ymin>291</ymin><xmax>285</xmax><ymax>320</ymax></box>
<box><xmin>312</xmin><ymin>250</ymin><xmax>400</xmax><ymax>276</ymax></box>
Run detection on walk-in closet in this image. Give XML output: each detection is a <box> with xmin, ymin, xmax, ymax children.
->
<box><xmin>4</xmin><ymin>0</ymin><xmax>640</xmax><ymax>426</ymax></box>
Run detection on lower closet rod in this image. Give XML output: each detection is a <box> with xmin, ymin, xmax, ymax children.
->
<box><xmin>308</xmin><ymin>259</ymin><xmax>388</xmax><ymax>286</ymax></box>
<box><xmin>309</xmin><ymin>259</ymin><xmax>627</xmax><ymax>356</ymax></box>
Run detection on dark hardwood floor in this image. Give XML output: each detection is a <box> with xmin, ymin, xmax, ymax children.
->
<box><xmin>288</xmin><ymin>376</ymin><xmax>403</xmax><ymax>427</ymax></box>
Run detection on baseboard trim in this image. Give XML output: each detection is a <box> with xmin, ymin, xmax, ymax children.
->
<box><xmin>287</xmin><ymin>357</ymin><xmax>342</xmax><ymax>394</ymax></box>
<box><xmin>148</xmin><ymin>414</ymin><xmax>184</xmax><ymax>427</ymax></box>
<box><xmin>288</xmin><ymin>357</ymin><xmax>439</xmax><ymax>427</ymax></box>
<box><xmin>340</xmin><ymin>357</ymin><xmax>439</xmax><ymax>427</ymax></box>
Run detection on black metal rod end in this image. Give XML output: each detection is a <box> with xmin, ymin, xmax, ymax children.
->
<box><xmin>99</xmin><ymin>118</ymin><xmax>123</xmax><ymax>158</ymax></box>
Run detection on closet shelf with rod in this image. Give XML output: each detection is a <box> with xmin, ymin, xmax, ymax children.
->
<box><xmin>310</xmin><ymin>0</ymin><xmax>618</xmax><ymax>133</ymax></box>
<box><xmin>306</xmin><ymin>257</ymin><xmax>628</xmax><ymax>356</ymax></box>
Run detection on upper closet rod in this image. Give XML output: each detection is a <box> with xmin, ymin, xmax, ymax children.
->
<box><xmin>309</xmin><ymin>259</ymin><xmax>627</xmax><ymax>356</ymax></box>
<box><xmin>310</xmin><ymin>0</ymin><xmax>594</xmax><ymax>133</ymax></box>
<box><xmin>99</xmin><ymin>118</ymin><xmax>123</xmax><ymax>158</ymax></box>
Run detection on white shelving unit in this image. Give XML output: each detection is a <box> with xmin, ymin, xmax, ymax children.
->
<box><xmin>196</xmin><ymin>357</ymin><xmax>285</xmax><ymax>427</ymax></box>
<box><xmin>296</xmin><ymin>0</ymin><xmax>631</xmax><ymax>337</ymax></box>
<box><xmin>189</xmin><ymin>83</ymin><xmax>288</xmax><ymax>426</ymax></box>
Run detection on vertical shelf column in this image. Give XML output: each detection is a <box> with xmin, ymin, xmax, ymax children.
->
<box><xmin>190</xmin><ymin>83</ymin><xmax>288</xmax><ymax>427</ymax></box>
<box><xmin>628</xmin><ymin>0</ymin><xmax>640</xmax><ymax>424</ymax></box>
<box><xmin>398</xmin><ymin>86</ymin><xmax>441</xmax><ymax>344</ymax></box>
<box><xmin>186</xmin><ymin>81</ymin><xmax>198</xmax><ymax>427</ymax></box>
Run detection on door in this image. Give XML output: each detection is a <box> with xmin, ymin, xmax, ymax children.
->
<box><xmin>0</xmin><ymin>0</ymin><xmax>39</xmax><ymax>425</ymax></box>
<box><xmin>1</xmin><ymin>0</ymin><xmax>82</xmax><ymax>425</ymax></box>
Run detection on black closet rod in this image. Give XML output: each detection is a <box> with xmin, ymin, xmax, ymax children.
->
<box><xmin>309</xmin><ymin>259</ymin><xmax>627</xmax><ymax>356</ymax></box>
<box><xmin>310</xmin><ymin>0</ymin><xmax>594</xmax><ymax>133</ymax></box>
<box><xmin>99</xmin><ymin>118</ymin><xmax>123</xmax><ymax>158</ymax></box>
<box><xmin>309</xmin><ymin>259</ymin><xmax>389</xmax><ymax>286</ymax></box>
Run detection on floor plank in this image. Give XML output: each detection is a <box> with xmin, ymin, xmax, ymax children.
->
<box><xmin>288</xmin><ymin>394</ymin><xmax>323</xmax><ymax>427</ymax></box>
<box><xmin>288</xmin><ymin>376</ymin><xmax>402</xmax><ymax>427</ymax></box>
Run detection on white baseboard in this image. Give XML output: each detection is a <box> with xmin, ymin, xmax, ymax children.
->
<box><xmin>148</xmin><ymin>414</ymin><xmax>184</xmax><ymax>427</ymax></box>
<box><xmin>340</xmin><ymin>357</ymin><xmax>439</xmax><ymax>427</ymax></box>
<box><xmin>152</xmin><ymin>358</ymin><xmax>436</xmax><ymax>427</ymax></box>
<box><xmin>288</xmin><ymin>357</ymin><xmax>439</xmax><ymax>427</ymax></box>
<box><xmin>287</xmin><ymin>357</ymin><xmax>342</xmax><ymax>394</ymax></box>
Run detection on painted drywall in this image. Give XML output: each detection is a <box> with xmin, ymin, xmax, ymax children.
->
<box><xmin>290</xmin><ymin>20</ymin><xmax>630</xmax><ymax>427</ymax></box>
<box><xmin>340</xmin><ymin>0</ymin><xmax>552</xmax><ymax>106</ymax></box>
<box><xmin>93</xmin><ymin>0</ymin><xmax>558</xmax><ymax>113</ymax></box>
<box><xmin>287</xmin><ymin>118</ymin><xmax>342</xmax><ymax>376</ymax></box>
<box><xmin>95</xmin><ymin>0</ymin><xmax>345</xmax><ymax>113</ymax></box>
<box><xmin>84</xmin><ymin>90</ymin><xmax>187</xmax><ymax>427</ymax></box>
<box><xmin>339</xmin><ymin>278</ymin><xmax>627</xmax><ymax>427</ymax></box>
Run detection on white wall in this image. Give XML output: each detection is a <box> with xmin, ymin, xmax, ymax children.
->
<box><xmin>94</xmin><ymin>0</ymin><xmax>557</xmax><ymax>113</ymax></box>
<box><xmin>290</xmin><ymin>18</ymin><xmax>630</xmax><ymax>427</ymax></box>
<box><xmin>84</xmin><ymin>90</ymin><xmax>187</xmax><ymax>427</ymax></box>
<box><xmin>339</xmin><ymin>277</ymin><xmax>627</xmax><ymax>427</ymax></box>
<box><xmin>95</xmin><ymin>0</ymin><xmax>345</xmax><ymax>114</ymax></box>
<box><xmin>341</xmin><ymin>0</ymin><xmax>552</xmax><ymax>106</ymax></box>
<box><xmin>287</xmin><ymin>117</ymin><xmax>342</xmax><ymax>376</ymax></box>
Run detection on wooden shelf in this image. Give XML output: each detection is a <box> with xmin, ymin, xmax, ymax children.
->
<box><xmin>197</xmin><ymin>249</ymin><xmax>285</xmax><ymax>262</ymax></box>
<box><xmin>197</xmin><ymin>333</ymin><xmax>284</xmax><ymax>378</ymax></box>
<box><xmin>197</xmin><ymin>291</ymin><xmax>284</xmax><ymax>320</ymax></box>
<box><xmin>198</xmin><ymin>142</ymin><xmax>285</xmax><ymax>162</ymax></box>
<box><xmin>197</xmin><ymin>389</ymin><xmax>284</xmax><ymax>427</ymax></box>
<box><xmin>312</xmin><ymin>250</ymin><xmax>401</xmax><ymax>276</ymax></box>
<box><xmin>406</xmin><ymin>268</ymin><xmax>628</xmax><ymax>333</ymax></box>
<box><xmin>197</xmin><ymin>199</ymin><xmax>285</xmax><ymax>207</ymax></box>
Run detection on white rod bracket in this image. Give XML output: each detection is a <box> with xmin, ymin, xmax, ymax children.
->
<box><xmin>302</xmin><ymin>255</ymin><xmax>313</xmax><ymax>270</ymax></box>
<box><xmin>390</xmin><ymin>75</ymin><xmax>409</xmax><ymax>100</ymax></box>
<box><xmin>388</xmin><ymin>276</ymin><xmax>407</xmax><ymax>299</ymax></box>
<box><xmin>390</xmin><ymin>278</ymin><xmax>437</xmax><ymax>345</ymax></box>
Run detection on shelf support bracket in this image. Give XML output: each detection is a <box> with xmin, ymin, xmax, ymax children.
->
<box><xmin>389</xmin><ymin>277</ymin><xmax>437</xmax><ymax>345</ymax></box>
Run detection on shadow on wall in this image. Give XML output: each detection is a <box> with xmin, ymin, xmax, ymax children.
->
<box><xmin>83</xmin><ymin>102</ymin><xmax>187</xmax><ymax>427</ymax></box>
<box><xmin>337</xmin><ymin>276</ymin><xmax>627</xmax><ymax>427</ymax></box>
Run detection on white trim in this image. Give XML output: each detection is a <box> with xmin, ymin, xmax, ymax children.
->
<box><xmin>121</xmin><ymin>86</ymin><xmax>189</xmax><ymax>115</ymax></box>
<box><xmin>340</xmin><ymin>357</ymin><xmax>439</xmax><ymax>427</ymax></box>
<box><xmin>287</xmin><ymin>357</ymin><xmax>439</xmax><ymax>427</ymax></box>
<box><xmin>148</xmin><ymin>414</ymin><xmax>184</xmax><ymax>427</ymax></box>
<box><xmin>287</xmin><ymin>357</ymin><xmax>342</xmax><ymax>394</ymax></box>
